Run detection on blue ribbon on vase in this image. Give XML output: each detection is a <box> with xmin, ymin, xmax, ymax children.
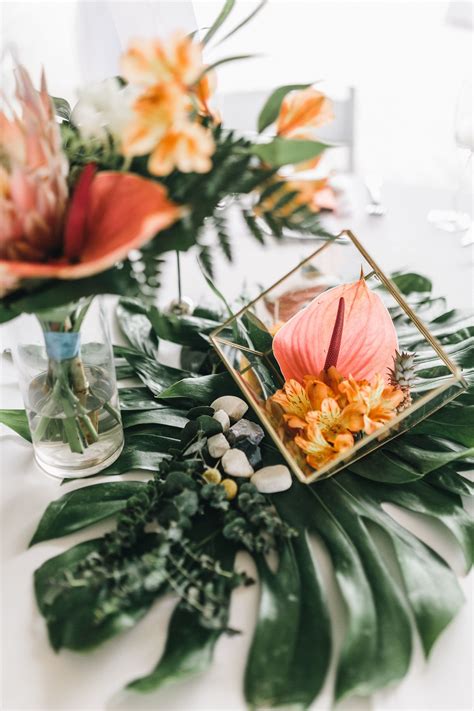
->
<box><xmin>44</xmin><ymin>332</ymin><xmax>81</xmax><ymax>361</ymax></box>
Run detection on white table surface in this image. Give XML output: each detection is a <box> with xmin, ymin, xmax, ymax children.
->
<box><xmin>1</xmin><ymin>179</ymin><xmax>473</xmax><ymax>711</ymax></box>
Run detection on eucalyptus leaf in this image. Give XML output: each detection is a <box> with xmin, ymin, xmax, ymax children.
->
<box><xmin>34</xmin><ymin>538</ymin><xmax>157</xmax><ymax>651</ymax></box>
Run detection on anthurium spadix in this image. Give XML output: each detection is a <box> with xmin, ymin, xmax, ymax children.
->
<box><xmin>272</xmin><ymin>278</ymin><xmax>398</xmax><ymax>382</ymax></box>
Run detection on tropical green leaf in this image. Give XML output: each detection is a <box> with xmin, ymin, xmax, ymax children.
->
<box><xmin>250</xmin><ymin>137</ymin><xmax>328</xmax><ymax>168</ymax></box>
<box><xmin>426</xmin><ymin>465</ymin><xmax>474</xmax><ymax>497</ymax></box>
<box><xmin>200</xmin><ymin>54</ymin><xmax>257</xmax><ymax>80</ymax></box>
<box><xmin>118</xmin><ymin>347</ymin><xmax>192</xmax><ymax>396</ymax></box>
<box><xmin>51</xmin><ymin>95</ymin><xmax>71</xmax><ymax>121</ymax></box>
<box><xmin>122</xmin><ymin>408</ymin><xmax>189</xmax><ymax>430</ymax></box>
<box><xmin>119</xmin><ymin>387</ymin><xmax>161</xmax><ymax>410</ymax></box>
<box><xmin>215</xmin><ymin>0</ymin><xmax>267</xmax><ymax>46</ymax></box>
<box><xmin>412</xmin><ymin>403</ymin><xmax>474</xmax><ymax>447</ymax></box>
<box><xmin>116</xmin><ymin>298</ymin><xmax>159</xmax><ymax>358</ymax></box>
<box><xmin>202</xmin><ymin>0</ymin><xmax>235</xmax><ymax>45</ymax></box>
<box><xmin>390</xmin><ymin>272</ymin><xmax>433</xmax><ymax>295</ymax></box>
<box><xmin>0</xmin><ymin>409</ymin><xmax>31</xmax><ymax>441</ymax></box>
<box><xmin>128</xmin><ymin>605</ymin><xmax>220</xmax><ymax>692</ymax></box>
<box><xmin>257</xmin><ymin>83</ymin><xmax>312</xmax><ymax>132</ymax></box>
<box><xmin>147</xmin><ymin>307</ymin><xmax>219</xmax><ymax>349</ymax></box>
<box><xmin>30</xmin><ymin>482</ymin><xmax>145</xmax><ymax>546</ymax></box>
<box><xmin>97</xmin><ymin>433</ymin><xmax>178</xmax><ymax>478</ymax></box>
<box><xmin>158</xmin><ymin>372</ymin><xmax>237</xmax><ymax>405</ymax></box>
<box><xmin>244</xmin><ymin>534</ymin><xmax>331</xmax><ymax>708</ymax></box>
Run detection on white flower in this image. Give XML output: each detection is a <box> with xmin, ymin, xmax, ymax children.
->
<box><xmin>71</xmin><ymin>78</ymin><xmax>135</xmax><ymax>142</ymax></box>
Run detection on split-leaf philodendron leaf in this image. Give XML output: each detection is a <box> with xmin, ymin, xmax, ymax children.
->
<box><xmin>2</xmin><ymin>272</ymin><xmax>472</xmax><ymax>709</ymax></box>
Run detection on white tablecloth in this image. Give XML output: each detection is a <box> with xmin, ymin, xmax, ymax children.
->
<box><xmin>1</xmin><ymin>179</ymin><xmax>473</xmax><ymax>710</ymax></box>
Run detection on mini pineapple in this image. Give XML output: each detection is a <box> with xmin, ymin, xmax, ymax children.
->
<box><xmin>389</xmin><ymin>351</ymin><xmax>416</xmax><ymax>411</ymax></box>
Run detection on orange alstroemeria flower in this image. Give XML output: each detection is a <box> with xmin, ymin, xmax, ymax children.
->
<box><xmin>295</xmin><ymin>421</ymin><xmax>353</xmax><ymax>470</ymax></box>
<box><xmin>0</xmin><ymin>165</ymin><xmax>180</xmax><ymax>287</ymax></box>
<box><xmin>148</xmin><ymin>122</ymin><xmax>215</xmax><ymax>176</ymax></box>
<box><xmin>340</xmin><ymin>373</ymin><xmax>404</xmax><ymax>435</ymax></box>
<box><xmin>271</xmin><ymin>378</ymin><xmax>312</xmax><ymax>428</ymax></box>
<box><xmin>305</xmin><ymin>397</ymin><xmax>364</xmax><ymax>443</ymax></box>
<box><xmin>194</xmin><ymin>69</ymin><xmax>220</xmax><ymax>121</ymax></box>
<box><xmin>121</xmin><ymin>33</ymin><xmax>205</xmax><ymax>88</ymax></box>
<box><xmin>122</xmin><ymin>82</ymin><xmax>191</xmax><ymax>157</ymax></box>
<box><xmin>276</xmin><ymin>88</ymin><xmax>334</xmax><ymax>139</ymax></box>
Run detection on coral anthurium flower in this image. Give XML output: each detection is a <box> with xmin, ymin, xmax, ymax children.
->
<box><xmin>273</xmin><ymin>278</ymin><xmax>399</xmax><ymax>383</ymax></box>
<box><xmin>121</xmin><ymin>33</ymin><xmax>205</xmax><ymax>88</ymax></box>
<box><xmin>276</xmin><ymin>88</ymin><xmax>334</xmax><ymax>139</ymax></box>
<box><xmin>0</xmin><ymin>169</ymin><xmax>180</xmax><ymax>285</ymax></box>
<box><xmin>295</xmin><ymin>421</ymin><xmax>353</xmax><ymax>470</ymax></box>
<box><xmin>147</xmin><ymin>122</ymin><xmax>215</xmax><ymax>176</ymax></box>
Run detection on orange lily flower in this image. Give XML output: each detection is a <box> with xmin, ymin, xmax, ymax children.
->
<box><xmin>273</xmin><ymin>278</ymin><xmax>399</xmax><ymax>383</ymax></box>
<box><xmin>1</xmin><ymin>166</ymin><xmax>180</xmax><ymax>286</ymax></box>
<box><xmin>276</xmin><ymin>88</ymin><xmax>334</xmax><ymax>139</ymax></box>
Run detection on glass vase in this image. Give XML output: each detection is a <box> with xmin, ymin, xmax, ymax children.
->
<box><xmin>11</xmin><ymin>297</ymin><xmax>124</xmax><ymax>479</ymax></box>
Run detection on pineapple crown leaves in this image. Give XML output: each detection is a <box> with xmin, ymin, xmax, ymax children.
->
<box><xmin>388</xmin><ymin>350</ymin><xmax>417</xmax><ymax>390</ymax></box>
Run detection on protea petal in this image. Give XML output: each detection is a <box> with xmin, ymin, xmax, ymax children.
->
<box><xmin>0</xmin><ymin>172</ymin><xmax>180</xmax><ymax>281</ymax></box>
<box><xmin>273</xmin><ymin>278</ymin><xmax>398</xmax><ymax>382</ymax></box>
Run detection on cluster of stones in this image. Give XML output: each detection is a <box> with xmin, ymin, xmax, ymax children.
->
<box><xmin>204</xmin><ymin>395</ymin><xmax>292</xmax><ymax>498</ymax></box>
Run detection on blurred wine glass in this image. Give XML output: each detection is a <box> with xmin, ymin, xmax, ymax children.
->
<box><xmin>428</xmin><ymin>79</ymin><xmax>473</xmax><ymax>234</ymax></box>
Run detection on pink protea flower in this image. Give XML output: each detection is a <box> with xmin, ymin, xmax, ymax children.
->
<box><xmin>0</xmin><ymin>66</ymin><xmax>68</xmax><ymax>282</ymax></box>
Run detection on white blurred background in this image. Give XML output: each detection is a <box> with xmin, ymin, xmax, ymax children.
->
<box><xmin>1</xmin><ymin>0</ymin><xmax>473</xmax><ymax>191</ymax></box>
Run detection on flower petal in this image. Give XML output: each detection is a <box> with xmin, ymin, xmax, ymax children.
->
<box><xmin>1</xmin><ymin>172</ymin><xmax>180</xmax><ymax>281</ymax></box>
<box><xmin>273</xmin><ymin>278</ymin><xmax>398</xmax><ymax>383</ymax></box>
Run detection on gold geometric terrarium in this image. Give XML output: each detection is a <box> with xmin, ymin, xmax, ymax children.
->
<box><xmin>210</xmin><ymin>230</ymin><xmax>467</xmax><ymax>484</ymax></box>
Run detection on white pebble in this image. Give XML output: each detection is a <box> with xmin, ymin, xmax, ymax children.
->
<box><xmin>207</xmin><ymin>433</ymin><xmax>230</xmax><ymax>459</ymax></box>
<box><xmin>211</xmin><ymin>395</ymin><xmax>248</xmax><ymax>422</ymax></box>
<box><xmin>251</xmin><ymin>465</ymin><xmax>292</xmax><ymax>494</ymax></box>
<box><xmin>221</xmin><ymin>449</ymin><xmax>254</xmax><ymax>478</ymax></box>
<box><xmin>213</xmin><ymin>409</ymin><xmax>230</xmax><ymax>432</ymax></box>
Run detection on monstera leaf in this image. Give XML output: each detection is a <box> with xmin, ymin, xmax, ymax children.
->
<box><xmin>5</xmin><ymin>273</ymin><xmax>470</xmax><ymax>709</ymax></box>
